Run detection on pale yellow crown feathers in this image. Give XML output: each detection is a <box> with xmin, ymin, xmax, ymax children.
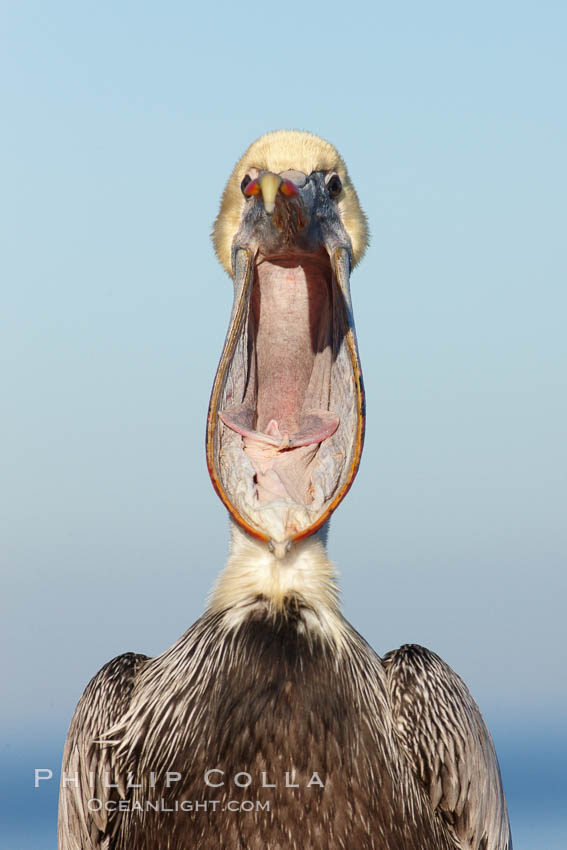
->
<box><xmin>212</xmin><ymin>130</ymin><xmax>369</xmax><ymax>275</ymax></box>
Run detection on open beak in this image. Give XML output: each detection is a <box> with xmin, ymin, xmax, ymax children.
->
<box><xmin>206</xmin><ymin>176</ymin><xmax>364</xmax><ymax>555</ymax></box>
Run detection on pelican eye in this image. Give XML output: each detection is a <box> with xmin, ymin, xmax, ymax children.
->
<box><xmin>241</xmin><ymin>175</ymin><xmax>252</xmax><ymax>195</ymax></box>
<box><xmin>327</xmin><ymin>174</ymin><xmax>342</xmax><ymax>199</ymax></box>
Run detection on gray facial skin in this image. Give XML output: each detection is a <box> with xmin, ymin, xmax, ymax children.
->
<box><xmin>231</xmin><ymin>170</ymin><xmax>353</xmax><ymax>268</ymax></box>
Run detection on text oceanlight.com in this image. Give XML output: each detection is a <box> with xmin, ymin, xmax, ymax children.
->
<box><xmin>87</xmin><ymin>798</ymin><xmax>271</xmax><ymax>813</ymax></box>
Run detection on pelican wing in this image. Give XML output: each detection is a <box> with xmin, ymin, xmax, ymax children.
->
<box><xmin>383</xmin><ymin>644</ymin><xmax>512</xmax><ymax>850</ymax></box>
<box><xmin>58</xmin><ymin>652</ymin><xmax>149</xmax><ymax>850</ymax></box>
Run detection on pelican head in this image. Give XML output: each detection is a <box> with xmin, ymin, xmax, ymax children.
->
<box><xmin>207</xmin><ymin>130</ymin><xmax>368</xmax><ymax>556</ymax></box>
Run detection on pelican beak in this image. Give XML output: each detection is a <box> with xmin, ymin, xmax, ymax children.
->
<box><xmin>207</xmin><ymin>172</ymin><xmax>364</xmax><ymax>555</ymax></box>
<box><xmin>244</xmin><ymin>172</ymin><xmax>299</xmax><ymax>215</ymax></box>
<box><xmin>258</xmin><ymin>173</ymin><xmax>282</xmax><ymax>214</ymax></box>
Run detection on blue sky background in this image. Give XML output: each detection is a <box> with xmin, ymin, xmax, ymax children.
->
<box><xmin>1</xmin><ymin>1</ymin><xmax>566</xmax><ymax>847</ymax></box>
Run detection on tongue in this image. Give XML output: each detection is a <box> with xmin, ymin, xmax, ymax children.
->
<box><xmin>220</xmin><ymin>405</ymin><xmax>340</xmax><ymax>506</ymax></box>
<box><xmin>219</xmin><ymin>405</ymin><xmax>339</xmax><ymax>449</ymax></box>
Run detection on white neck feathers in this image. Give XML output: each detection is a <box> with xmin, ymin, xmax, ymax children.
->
<box><xmin>207</xmin><ymin>523</ymin><xmax>345</xmax><ymax>645</ymax></box>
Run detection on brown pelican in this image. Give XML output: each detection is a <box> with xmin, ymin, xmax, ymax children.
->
<box><xmin>58</xmin><ymin>130</ymin><xmax>512</xmax><ymax>849</ymax></box>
